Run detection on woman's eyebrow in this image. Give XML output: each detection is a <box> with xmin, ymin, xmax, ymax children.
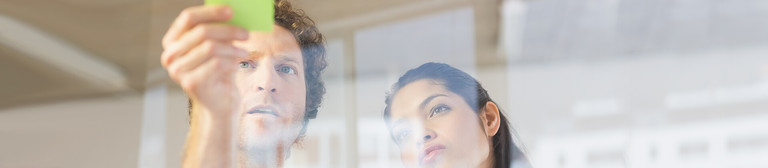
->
<box><xmin>419</xmin><ymin>94</ymin><xmax>448</xmax><ymax>110</ymax></box>
<box><xmin>389</xmin><ymin>94</ymin><xmax>447</xmax><ymax>129</ymax></box>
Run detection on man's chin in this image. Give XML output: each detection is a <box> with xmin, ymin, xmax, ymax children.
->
<box><xmin>238</xmin><ymin>122</ymin><xmax>281</xmax><ymax>149</ymax></box>
<box><xmin>237</xmin><ymin>117</ymin><xmax>301</xmax><ymax>151</ymax></box>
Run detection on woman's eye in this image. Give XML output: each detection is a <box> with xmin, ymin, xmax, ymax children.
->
<box><xmin>429</xmin><ymin>104</ymin><xmax>451</xmax><ymax>118</ymax></box>
<box><xmin>239</xmin><ymin>62</ymin><xmax>251</xmax><ymax>69</ymax></box>
<box><xmin>278</xmin><ymin>65</ymin><xmax>296</xmax><ymax>74</ymax></box>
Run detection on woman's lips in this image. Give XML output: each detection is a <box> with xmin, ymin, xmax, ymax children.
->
<box><xmin>420</xmin><ymin>144</ymin><xmax>446</xmax><ymax>165</ymax></box>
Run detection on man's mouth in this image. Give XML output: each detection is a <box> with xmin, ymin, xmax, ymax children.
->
<box><xmin>246</xmin><ymin>105</ymin><xmax>279</xmax><ymax>117</ymax></box>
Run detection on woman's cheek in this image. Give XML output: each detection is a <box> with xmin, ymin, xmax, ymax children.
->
<box><xmin>400</xmin><ymin>148</ymin><xmax>419</xmax><ymax>167</ymax></box>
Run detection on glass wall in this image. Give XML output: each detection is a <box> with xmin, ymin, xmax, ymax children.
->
<box><xmin>1</xmin><ymin>0</ymin><xmax>767</xmax><ymax>168</ymax></box>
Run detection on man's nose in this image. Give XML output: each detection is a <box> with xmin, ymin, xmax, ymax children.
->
<box><xmin>253</xmin><ymin>62</ymin><xmax>278</xmax><ymax>94</ymax></box>
<box><xmin>257</xmin><ymin>86</ymin><xmax>276</xmax><ymax>93</ymax></box>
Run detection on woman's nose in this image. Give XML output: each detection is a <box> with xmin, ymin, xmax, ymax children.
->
<box><xmin>420</xmin><ymin>130</ymin><xmax>437</xmax><ymax>144</ymax></box>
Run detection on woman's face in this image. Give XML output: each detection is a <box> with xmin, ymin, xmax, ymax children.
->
<box><xmin>389</xmin><ymin>79</ymin><xmax>492</xmax><ymax>168</ymax></box>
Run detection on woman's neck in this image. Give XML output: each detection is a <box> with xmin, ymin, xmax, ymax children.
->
<box><xmin>478</xmin><ymin>139</ymin><xmax>495</xmax><ymax>168</ymax></box>
<box><xmin>478</xmin><ymin>155</ymin><xmax>494</xmax><ymax>168</ymax></box>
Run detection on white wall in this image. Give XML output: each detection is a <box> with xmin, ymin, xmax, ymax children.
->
<box><xmin>0</xmin><ymin>93</ymin><xmax>143</xmax><ymax>168</ymax></box>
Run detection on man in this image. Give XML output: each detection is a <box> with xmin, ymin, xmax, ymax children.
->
<box><xmin>160</xmin><ymin>0</ymin><xmax>326</xmax><ymax>167</ymax></box>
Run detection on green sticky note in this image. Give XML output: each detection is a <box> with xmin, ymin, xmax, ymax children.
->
<box><xmin>206</xmin><ymin>0</ymin><xmax>273</xmax><ymax>31</ymax></box>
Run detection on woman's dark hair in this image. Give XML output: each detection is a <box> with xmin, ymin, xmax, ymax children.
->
<box><xmin>383</xmin><ymin>62</ymin><xmax>529</xmax><ymax>168</ymax></box>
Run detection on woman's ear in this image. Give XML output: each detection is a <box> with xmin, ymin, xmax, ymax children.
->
<box><xmin>481</xmin><ymin>101</ymin><xmax>501</xmax><ymax>137</ymax></box>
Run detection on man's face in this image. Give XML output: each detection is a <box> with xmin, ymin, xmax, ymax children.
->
<box><xmin>232</xmin><ymin>25</ymin><xmax>307</xmax><ymax>150</ymax></box>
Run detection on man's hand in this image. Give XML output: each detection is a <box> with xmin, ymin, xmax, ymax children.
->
<box><xmin>161</xmin><ymin>5</ymin><xmax>248</xmax><ymax>168</ymax></box>
<box><xmin>162</xmin><ymin>5</ymin><xmax>247</xmax><ymax>119</ymax></box>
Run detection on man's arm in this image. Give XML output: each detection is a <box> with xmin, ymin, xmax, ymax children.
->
<box><xmin>160</xmin><ymin>5</ymin><xmax>248</xmax><ymax>168</ymax></box>
<box><xmin>183</xmin><ymin>103</ymin><xmax>232</xmax><ymax>168</ymax></box>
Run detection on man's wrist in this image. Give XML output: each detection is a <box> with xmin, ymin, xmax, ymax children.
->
<box><xmin>187</xmin><ymin>103</ymin><xmax>234</xmax><ymax>168</ymax></box>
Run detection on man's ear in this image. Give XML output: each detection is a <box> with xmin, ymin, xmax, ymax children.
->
<box><xmin>481</xmin><ymin>101</ymin><xmax>501</xmax><ymax>137</ymax></box>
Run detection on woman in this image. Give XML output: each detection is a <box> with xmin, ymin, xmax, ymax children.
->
<box><xmin>384</xmin><ymin>62</ymin><xmax>531</xmax><ymax>168</ymax></box>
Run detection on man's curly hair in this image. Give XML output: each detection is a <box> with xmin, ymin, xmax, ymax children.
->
<box><xmin>274</xmin><ymin>0</ymin><xmax>327</xmax><ymax>137</ymax></box>
<box><xmin>189</xmin><ymin>0</ymin><xmax>326</xmax><ymax>138</ymax></box>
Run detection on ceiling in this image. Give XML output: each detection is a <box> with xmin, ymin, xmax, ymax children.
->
<box><xmin>0</xmin><ymin>0</ymin><xmax>502</xmax><ymax>109</ymax></box>
<box><xmin>0</xmin><ymin>0</ymin><xmax>153</xmax><ymax>108</ymax></box>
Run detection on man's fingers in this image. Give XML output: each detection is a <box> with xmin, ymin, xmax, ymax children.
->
<box><xmin>161</xmin><ymin>24</ymin><xmax>248</xmax><ymax>67</ymax></box>
<box><xmin>191</xmin><ymin>24</ymin><xmax>249</xmax><ymax>42</ymax></box>
<box><xmin>166</xmin><ymin>41</ymin><xmax>247</xmax><ymax>83</ymax></box>
<box><xmin>162</xmin><ymin>5</ymin><xmax>233</xmax><ymax>48</ymax></box>
<box><xmin>179</xmin><ymin>56</ymin><xmax>238</xmax><ymax>97</ymax></box>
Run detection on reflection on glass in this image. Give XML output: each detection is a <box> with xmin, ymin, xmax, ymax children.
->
<box><xmin>3</xmin><ymin>0</ymin><xmax>768</xmax><ymax>167</ymax></box>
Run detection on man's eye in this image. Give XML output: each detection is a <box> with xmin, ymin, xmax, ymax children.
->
<box><xmin>395</xmin><ymin>130</ymin><xmax>411</xmax><ymax>143</ymax></box>
<box><xmin>239</xmin><ymin>62</ymin><xmax>252</xmax><ymax>69</ymax></box>
<box><xmin>278</xmin><ymin>65</ymin><xmax>296</xmax><ymax>74</ymax></box>
<box><xmin>429</xmin><ymin>104</ymin><xmax>451</xmax><ymax>118</ymax></box>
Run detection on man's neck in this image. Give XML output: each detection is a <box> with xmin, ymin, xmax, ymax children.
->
<box><xmin>238</xmin><ymin>143</ymin><xmax>289</xmax><ymax>168</ymax></box>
